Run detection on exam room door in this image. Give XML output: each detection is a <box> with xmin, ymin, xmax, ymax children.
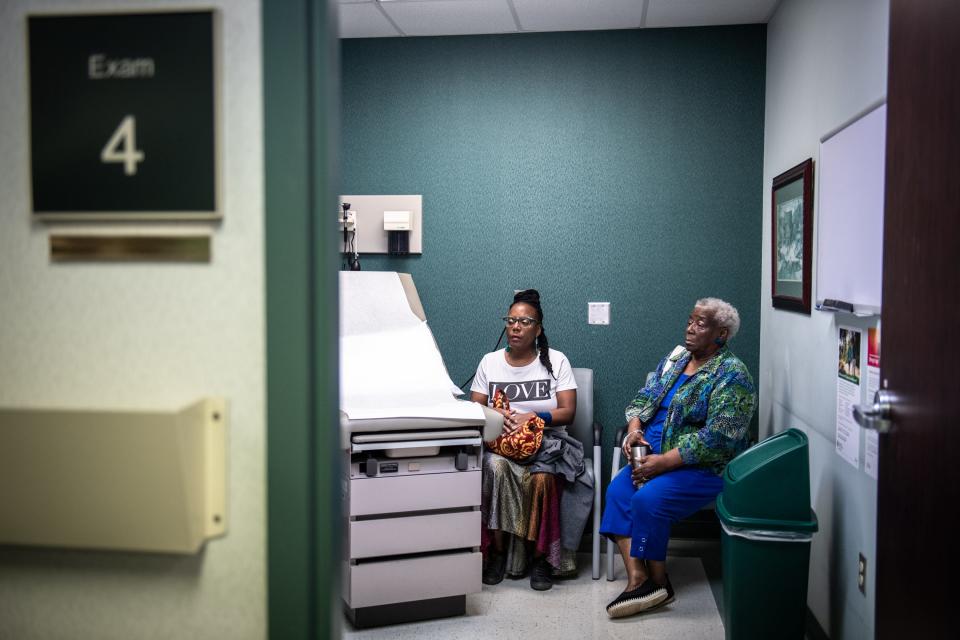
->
<box><xmin>875</xmin><ymin>1</ymin><xmax>959</xmax><ymax>636</ymax></box>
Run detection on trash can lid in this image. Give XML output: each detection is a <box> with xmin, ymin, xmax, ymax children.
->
<box><xmin>717</xmin><ymin>494</ymin><xmax>819</xmax><ymax>534</ymax></box>
<box><xmin>721</xmin><ymin>428</ymin><xmax>812</xmax><ymax>523</ymax></box>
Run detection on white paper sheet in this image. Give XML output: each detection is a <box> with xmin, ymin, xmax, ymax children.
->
<box><xmin>339</xmin><ymin>272</ymin><xmax>483</xmax><ymax>421</ymax></box>
<box><xmin>836</xmin><ymin>327</ymin><xmax>862</xmax><ymax>468</ymax></box>
<box><xmin>340</xmin><ymin>271</ymin><xmax>422</xmax><ymax>337</ymax></box>
<box><xmin>863</xmin><ymin>423</ymin><xmax>879</xmax><ymax>479</ymax></box>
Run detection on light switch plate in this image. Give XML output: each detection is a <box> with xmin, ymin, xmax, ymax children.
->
<box><xmin>588</xmin><ymin>302</ymin><xmax>610</xmax><ymax>325</ymax></box>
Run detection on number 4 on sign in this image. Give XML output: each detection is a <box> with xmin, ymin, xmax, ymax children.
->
<box><xmin>100</xmin><ymin>115</ymin><xmax>145</xmax><ymax>176</ymax></box>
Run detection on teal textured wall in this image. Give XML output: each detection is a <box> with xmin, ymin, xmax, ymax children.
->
<box><xmin>341</xmin><ymin>27</ymin><xmax>765</xmax><ymax>459</ymax></box>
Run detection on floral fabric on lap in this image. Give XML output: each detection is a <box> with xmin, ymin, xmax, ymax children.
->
<box><xmin>486</xmin><ymin>389</ymin><xmax>545</xmax><ymax>462</ymax></box>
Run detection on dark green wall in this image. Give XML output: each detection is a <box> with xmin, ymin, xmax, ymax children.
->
<box><xmin>341</xmin><ymin>27</ymin><xmax>765</xmax><ymax>456</ymax></box>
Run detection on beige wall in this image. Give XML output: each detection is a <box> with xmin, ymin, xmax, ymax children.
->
<box><xmin>0</xmin><ymin>1</ymin><xmax>265</xmax><ymax>638</ymax></box>
<box><xmin>761</xmin><ymin>1</ymin><xmax>888</xmax><ymax>638</ymax></box>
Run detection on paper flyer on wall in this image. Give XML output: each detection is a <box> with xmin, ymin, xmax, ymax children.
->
<box><xmin>864</xmin><ymin>326</ymin><xmax>881</xmax><ymax>479</ymax></box>
<box><xmin>836</xmin><ymin>326</ymin><xmax>861</xmax><ymax>468</ymax></box>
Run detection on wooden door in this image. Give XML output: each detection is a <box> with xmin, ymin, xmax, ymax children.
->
<box><xmin>876</xmin><ymin>1</ymin><xmax>960</xmax><ymax>636</ymax></box>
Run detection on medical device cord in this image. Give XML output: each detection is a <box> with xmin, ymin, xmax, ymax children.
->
<box><xmin>458</xmin><ymin>327</ymin><xmax>506</xmax><ymax>390</ymax></box>
<box><xmin>342</xmin><ymin>228</ymin><xmax>360</xmax><ymax>271</ymax></box>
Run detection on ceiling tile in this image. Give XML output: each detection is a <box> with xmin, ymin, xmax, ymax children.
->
<box><xmin>646</xmin><ymin>0</ymin><xmax>777</xmax><ymax>28</ymax></box>
<box><xmin>339</xmin><ymin>2</ymin><xmax>402</xmax><ymax>38</ymax></box>
<box><xmin>513</xmin><ymin>0</ymin><xmax>646</xmax><ymax>32</ymax></box>
<box><xmin>381</xmin><ymin>0</ymin><xmax>518</xmax><ymax>37</ymax></box>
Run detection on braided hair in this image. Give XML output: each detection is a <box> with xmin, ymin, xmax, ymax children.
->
<box><xmin>511</xmin><ymin>289</ymin><xmax>556</xmax><ymax>380</ymax></box>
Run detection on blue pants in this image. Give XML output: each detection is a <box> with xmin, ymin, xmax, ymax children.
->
<box><xmin>600</xmin><ymin>464</ymin><xmax>723</xmax><ymax>561</ymax></box>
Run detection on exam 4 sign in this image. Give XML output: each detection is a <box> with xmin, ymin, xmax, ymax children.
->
<box><xmin>28</xmin><ymin>11</ymin><xmax>218</xmax><ymax>219</ymax></box>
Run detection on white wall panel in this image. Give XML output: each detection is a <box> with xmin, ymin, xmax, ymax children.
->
<box><xmin>761</xmin><ymin>1</ymin><xmax>888</xmax><ymax>638</ymax></box>
<box><xmin>0</xmin><ymin>1</ymin><xmax>265</xmax><ymax>638</ymax></box>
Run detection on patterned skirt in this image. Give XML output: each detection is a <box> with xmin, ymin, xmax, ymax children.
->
<box><xmin>481</xmin><ymin>451</ymin><xmax>577</xmax><ymax>576</ymax></box>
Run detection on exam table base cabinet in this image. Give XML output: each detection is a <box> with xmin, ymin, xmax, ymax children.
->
<box><xmin>342</xmin><ymin>445</ymin><xmax>482</xmax><ymax>628</ymax></box>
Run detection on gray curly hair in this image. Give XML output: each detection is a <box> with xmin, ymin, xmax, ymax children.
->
<box><xmin>696</xmin><ymin>297</ymin><xmax>741</xmax><ymax>340</ymax></box>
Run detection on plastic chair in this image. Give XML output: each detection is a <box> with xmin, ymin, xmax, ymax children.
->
<box><xmin>566</xmin><ymin>368</ymin><xmax>604</xmax><ymax>580</ymax></box>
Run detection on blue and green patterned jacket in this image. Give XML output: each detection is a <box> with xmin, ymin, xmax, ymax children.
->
<box><xmin>625</xmin><ymin>344</ymin><xmax>756</xmax><ymax>476</ymax></box>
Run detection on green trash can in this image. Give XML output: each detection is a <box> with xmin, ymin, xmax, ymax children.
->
<box><xmin>717</xmin><ymin>428</ymin><xmax>818</xmax><ymax>640</ymax></box>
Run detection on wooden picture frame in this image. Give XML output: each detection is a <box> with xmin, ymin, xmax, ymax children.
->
<box><xmin>771</xmin><ymin>158</ymin><xmax>814</xmax><ymax>313</ymax></box>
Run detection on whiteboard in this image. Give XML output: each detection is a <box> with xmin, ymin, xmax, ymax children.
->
<box><xmin>816</xmin><ymin>102</ymin><xmax>886</xmax><ymax>315</ymax></box>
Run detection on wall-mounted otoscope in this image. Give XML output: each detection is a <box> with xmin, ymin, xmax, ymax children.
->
<box><xmin>339</xmin><ymin>202</ymin><xmax>361</xmax><ymax>270</ymax></box>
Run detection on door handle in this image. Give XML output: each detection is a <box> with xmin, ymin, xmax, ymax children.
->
<box><xmin>852</xmin><ymin>390</ymin><xmax>895</xmax><ymax>433</ymax></box>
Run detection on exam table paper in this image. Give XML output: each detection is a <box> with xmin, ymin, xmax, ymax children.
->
<box><xmin>339</xmin><ymin>272</ymin><xmax>482</xmax><ymax>421</ymax></box>
<box><xmin>340</xmin><ymin>271</ymin><xmax>422</xmax><ymax>337</ymax></box>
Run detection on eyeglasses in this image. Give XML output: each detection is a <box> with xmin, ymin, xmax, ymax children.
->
<box><xmin>687</xmin><ymin>316</ymin><xmax>713</xmax><ymax>330</ymax></box>
<box><xmin>503</xmin><ymin>316</ymin><xmax>539</xmax><ymax>327</ymax></box>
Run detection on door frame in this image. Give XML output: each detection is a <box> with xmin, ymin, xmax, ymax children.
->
<box><xmin>876</xmin><ymin>0</ymin><xmax>958</xmax><ymax>636</ymax></box>
<box><xmin>264</xmin><ymin>1</ymin><xmax>341</xmax><ymax>638</ymax></box>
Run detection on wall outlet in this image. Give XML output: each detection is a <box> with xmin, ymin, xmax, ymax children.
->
<box><xmin>858</xmin><ymin>553</ymin><xmax>867</xmax><ymax>594</ymax></box>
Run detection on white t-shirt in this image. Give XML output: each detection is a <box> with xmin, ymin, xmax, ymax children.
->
<box><xmin>470</xmin><ymin>348</ymin><xmax>577</xmax><ymax>415</ymax></box>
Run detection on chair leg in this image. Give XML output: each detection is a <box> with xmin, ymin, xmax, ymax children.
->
<box><xmin>607</xmin><ymin>445</ymin><xmax>623</xmax><ymax>581</ymax></box>
<box><xmin>591</xmin><ymin>446</ymin><xmax>601</xmax><ymax>580</ymax></box>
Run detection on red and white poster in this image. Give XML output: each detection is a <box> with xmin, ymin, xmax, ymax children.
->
<box><xmin>864</xmin><ymin>326</ymin><xmax>881</xmax><ymax>479</ymax></box>
<box><xmin>868</xmin><ymin>327</ymin><xmax>881</xmax><ymax>368</ymax></box>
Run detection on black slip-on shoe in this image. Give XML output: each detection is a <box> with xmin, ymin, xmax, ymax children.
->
<box><xmin>530</xmin><ymin>557</ymin><xmax>553</xmax><ymax>591</ymax></box>
<box><xmin>605</xmin><ymin>579</ymin><xmax>668</xmax><ymax>618</ymax></box>
<box><xmin>482</xmin><ymin>552</ymin><xmax>506</xmax><ymax>586</ymax></box>
<box><xmin>647</xmin><ymin>575</ymin><xmax>676</xmax><ymax>610</ymax></box>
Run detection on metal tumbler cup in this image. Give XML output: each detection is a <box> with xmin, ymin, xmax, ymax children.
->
<box><xmin>631</xmin><ymin>444</ymin><xmax>649</xmax><ymax>487</ymax></box>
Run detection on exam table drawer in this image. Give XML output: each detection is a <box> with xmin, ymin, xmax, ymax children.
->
<box><xmin>348</xmin><ymin>470</ymin><xmax>480</xmax><ymax>516</ymax></box>
<box><xmin>350</xmin><ymin>510</ymin><xmax>479</xmax><ymax>559</ymax></box>
<box><xmin>345</xmin><ymin>551</ymin><xmax>481</xmax><ymax>608</ymax></box>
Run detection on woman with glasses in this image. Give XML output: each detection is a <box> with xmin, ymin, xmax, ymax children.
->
<box><xmin>600</xmin><ymin>297</ymin><xmax>756</xmax><ymax>619</ymax></box>
<box><xmin>470</xmin><ymin>289</ymin><xmax>582</xmax><ymax>591</ymax></box>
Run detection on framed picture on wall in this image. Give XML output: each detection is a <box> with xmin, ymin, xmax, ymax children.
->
<box><xmin>771</xmin><ymin>158</ymin><xmax>814</xmax><ymax>313</ymax></box>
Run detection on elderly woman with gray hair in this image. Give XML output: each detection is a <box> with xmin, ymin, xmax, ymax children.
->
<box><xmin>600</xmin><ymin>297</ymin><xmax>756</xmax><ymax>618</ymax></box>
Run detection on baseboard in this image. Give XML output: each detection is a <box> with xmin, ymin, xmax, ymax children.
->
<box><xmin>344</xmin><ymin>595</ymin><xmax>466</xmax><ymax>629</ymax></box>
<box><xmin>806</xmin><ymin>606</ymin><xmax>830</xmax><ymax>640</ymax></box>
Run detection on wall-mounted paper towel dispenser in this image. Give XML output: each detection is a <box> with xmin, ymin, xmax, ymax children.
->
<box><xmin>0</xmin><ymin>397</ymin><xmax>227</xmax><ymax>554</ymax></box>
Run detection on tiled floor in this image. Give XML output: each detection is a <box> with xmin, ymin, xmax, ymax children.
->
<box><xmin>343</xmin><ymin>553</ymin><xmax>725</xmax><ymax>640</ymax></box>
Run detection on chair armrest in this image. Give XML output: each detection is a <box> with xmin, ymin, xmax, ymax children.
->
<box><xmin>613</xmin><ymin>425</ymin><xmax>627</xmax><ymax>468</ymax></box>
<box><xmin>614</xmin><ymin>424</ymin><xmax>627</xmax><ymax>450</ymax></box>
<box><xmin>592</xmin><ymin>420</ymin><xmax>603</xmax><ymax>448</ymax></box>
